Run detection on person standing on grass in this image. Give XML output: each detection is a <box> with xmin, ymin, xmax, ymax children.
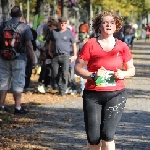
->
<box><xmin>0</xmin><ymin>6</ymin><xmax>35</xmax><ymax>114</ymax></box>
<box><xmin>75</xmin><ymin>11</ymin><xmax>135</xmax><ymax>150</ymax></box>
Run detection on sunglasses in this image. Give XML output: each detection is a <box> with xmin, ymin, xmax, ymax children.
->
<box><xmin>48</xmin><ymin>25</ymin><xmax>52</xmax><ymax>27</ymax></box>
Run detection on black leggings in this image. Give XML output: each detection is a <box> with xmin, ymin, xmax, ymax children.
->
<box><xmin>83</xmin><ymin>89</ymin><xmax>127</xmax><ymax>145</ymax></box>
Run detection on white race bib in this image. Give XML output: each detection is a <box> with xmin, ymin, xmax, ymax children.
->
<box><xmin>95</xmin><ymin>71</ymin><xmax>116</xmax><ymax>87</ymax></box>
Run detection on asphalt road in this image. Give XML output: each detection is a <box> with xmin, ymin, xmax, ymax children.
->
<box><xmin>4</xmin><ymin>40</ymin><xmax>149</xmax><ymax>150</ymax></box>
<box><xmin>34</xmin><ymin>40</ymin><xmax>150</xmax><ymax>150</ymax></box>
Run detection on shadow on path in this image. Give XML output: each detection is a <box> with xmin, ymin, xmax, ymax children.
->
<box><xmin>1</xmin><ymin>101</ymin><xmax>150</xmax><ymax>150</ymax></box>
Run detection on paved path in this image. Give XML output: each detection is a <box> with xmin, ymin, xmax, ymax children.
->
<box><xmin>11</xmin><ymin>40</ymin><xmax>150</xmax><ymax>150</ymax></box>
<box><xmin>36</xmin><ymin>40</ymin><xmax>150</xmax><ymax>150</ymax></box>
<box><xmin>115</xmin><ymin>40</ymin><xmax>150</xmax><ymax>149</ymax></box>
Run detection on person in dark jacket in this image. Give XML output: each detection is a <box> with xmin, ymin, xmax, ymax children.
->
<box><xmin>24</xmin><ymin>28</ymin><xmax>37</xmax><ymax>90</ymax></box>
<box><xmin>122</xmin><ymin>20</ymin><xmax>132</xmax><ymax>46</ymax></box>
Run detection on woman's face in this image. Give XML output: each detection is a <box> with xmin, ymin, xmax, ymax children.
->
<box><xmin>99</xmin><ymin>15</ymin><xmax>116</xmax><ymax>35</ymax></box>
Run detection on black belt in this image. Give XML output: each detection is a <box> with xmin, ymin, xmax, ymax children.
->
<box><xmin>54</xmin><ymin>53</ymin><xmax>68</xmax><ymax>56</ymax></box>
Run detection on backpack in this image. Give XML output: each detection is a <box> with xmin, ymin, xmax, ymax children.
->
<box><xmin>0</xmin><ymin>21</ymin><xmax>23</xmax><ymax>60</ymax></box>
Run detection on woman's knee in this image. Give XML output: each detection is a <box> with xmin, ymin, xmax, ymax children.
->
<box><xmin>88</xmin><ymin>135</ymin><xmax>101</xmax><ymax>145</ymax></box>
<box><xmin>101</xmin><ymin>131</ymin><xmax>114</xmax><ymax>141</ymax></box>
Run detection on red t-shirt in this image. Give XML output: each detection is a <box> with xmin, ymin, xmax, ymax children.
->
<box><xmin>78</xmin><ymin>38</ymin><xmax>132</xmax><ymax>91</ymax></box>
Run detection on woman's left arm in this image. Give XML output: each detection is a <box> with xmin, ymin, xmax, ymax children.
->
<box><xmin>124</xmin><ymin>59</ymin><xmax>135</xmax><ymax>78</ymax></box>
<box><xmin>115</xmin><ymin>59</ymin><xmax>135</xmax><ymax>79</ymax></box>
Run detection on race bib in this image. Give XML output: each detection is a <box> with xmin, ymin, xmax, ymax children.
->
<box><xmin>45</xmin><ymin>59</ymin><xmax>51</xmax><ymax>64</ymax></box>
<box><xmin>95</xmin><ymin>71</ymin><xmax>116</xmax><ymax>87</ymax></box>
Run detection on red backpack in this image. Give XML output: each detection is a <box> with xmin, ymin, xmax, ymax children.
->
<box><xmin>0</xmin><ymin>22</ymin><xmax>23</xmax><ymax>60</ymax></box>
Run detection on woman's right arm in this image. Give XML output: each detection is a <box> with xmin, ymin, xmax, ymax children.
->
<box><xmin>74</xmin><ymin>58</ymin><xmax>93</xmax><ymax>80</ymax></box>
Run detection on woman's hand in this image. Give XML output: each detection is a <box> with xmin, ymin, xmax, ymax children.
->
<box><xmin>114</xmin><ymin>69</ymin><xmax>126</xmax><ymax>79</ymax></box>
<box><xmin>69</xmin><ymin>56</ymin><xmax>77</xmax><ymax>62</ymax></box>
<box><xmin>95</xmin><ymin>66</ymin><xmax>107</xmax><ymax>80</ymax></box>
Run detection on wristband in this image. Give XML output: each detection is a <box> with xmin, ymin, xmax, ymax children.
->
<box><xmin>90</xmin><ymin>72</ymin><xmax>96</xmax><ymax>81</ymax></box>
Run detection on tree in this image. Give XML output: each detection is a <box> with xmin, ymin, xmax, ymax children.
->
<box><xmin>1</xmin><ymin>0</ymin><xmax>9</xmax><ymax>21</ymax></box>
<box><xmin>15</xmin><ymin>0</ymin><xmax>54</xmax><ymax>21</ymax></box>
<box><xmin>86</xmin><ymin>0</ymin><xmax>150</xmax><ymax>23</ymax></box>
<box><xmin>91</xmin><ymin>0</ymin><xmax>134</xmax><ymax>17</ymax></box>
<box><xmin>15</xmin><ymin>0</ymin><xmax>150</xmax><ymax>23</ymax></box>
<box><xmin>15</xmin><ymin>0</ymin><xmax>37</xmax><ymax>20</ymax></box>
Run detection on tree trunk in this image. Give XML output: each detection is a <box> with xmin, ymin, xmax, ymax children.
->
<box><xmin>87</xmin><ymin>0</ymin><xmax>90</xmax><ymax>23</ymax></box>
<box><xmin>35</xmin><ymin>0</ymin><xmax>43</xmax><ymax>15</ymax></box>
<box><xmin>1</xmin><ymin>0</ymin><xmax>8</xmax><ymax>22</ymax></box>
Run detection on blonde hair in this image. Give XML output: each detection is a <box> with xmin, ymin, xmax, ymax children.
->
<box><xmin>92</xmin><ymin>11</ymin><xmax>123</xmax><ymax>33</ymax></box>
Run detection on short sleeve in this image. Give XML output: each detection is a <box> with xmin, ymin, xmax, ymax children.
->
<box><xmin>24</xmin><ymin>25</ymin><xmax>33</xmax><ymax>41</ymax></box>
<box><xmin>78</xmin><ymin>41</ymin><xmax>91</xmax><ymax>61</ymax></box>
<box><xmin>69</xmin><ymin>31</ymin><xmax>75</xmax><ymax>43</ymax></box>
<box><xmin>122</xmin><ymin>42</ymin><xmax>133</xmax><ymax>63</ymax></box>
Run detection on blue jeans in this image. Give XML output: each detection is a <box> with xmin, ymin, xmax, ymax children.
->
<box><xmin>124</xmin><ymin>35</ymin><xmax>132</xmax><ymax>46</ymax></box>
<box><xmin>51</xmin><ymin>55</ymin><xmax>70</xmax><ymax>95</ymax></box>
